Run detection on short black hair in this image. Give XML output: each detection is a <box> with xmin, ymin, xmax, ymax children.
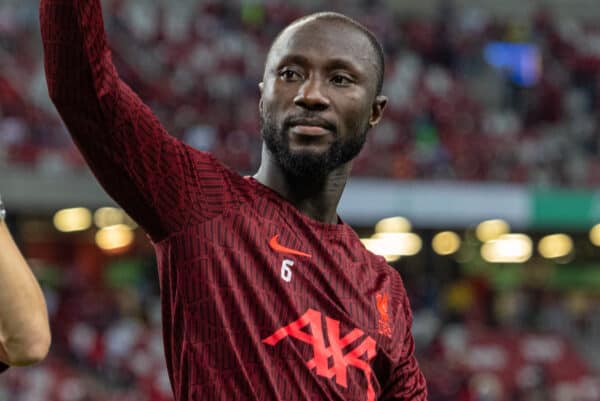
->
<box><xmin>268</xmin><ymin>12</ymin><xmax>385</xmax><ymax>95</ymax></box>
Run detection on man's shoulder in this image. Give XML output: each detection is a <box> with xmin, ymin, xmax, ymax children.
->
<box><xmin>355</xmin><ymin>243</ymin><xmax>409</xmax><ymax>295</ymax></box>
<box><xmin>354</xmin><ymin>239</ymin><xmax>402</xmax><ymax>276</ymax></box>
<box><xmin>183</xmin><ymin>145</ymin><xmax>249</xmax><ymax>188</ymax></box>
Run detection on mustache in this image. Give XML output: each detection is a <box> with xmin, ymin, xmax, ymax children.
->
<box><xmin>283</xmin><ymin>115</ymin><xmax>337</xmax><ymax>133</ymax></box>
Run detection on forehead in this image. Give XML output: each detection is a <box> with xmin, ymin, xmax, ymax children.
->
<box><xmin>268</xmin><ymin>19</ymin><xmax>376</xmax><ymax>73</ymax></box>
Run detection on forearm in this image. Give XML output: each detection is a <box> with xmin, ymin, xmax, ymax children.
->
<box><xmin>41</xmin><ymin>0</ymin><xmax>118</xmax><ymax>108</ymax></box>
<box><xmin>0</xmin><ymin>222</ymin><xmax>50</xmax><ymax>366</ymax></box>
<box><xmin>40</xmin><ymin>0</ymin><xmax>182</xmax><ymax>240</ymax></box>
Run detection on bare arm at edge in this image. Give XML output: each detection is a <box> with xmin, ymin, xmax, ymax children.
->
<box><xmin>0</xmin><ymin>221</ymin><xmax>50</xmax><ymax>366</ymax></box>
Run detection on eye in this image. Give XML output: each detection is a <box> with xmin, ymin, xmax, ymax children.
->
<box><xmin>279</xmin><ymin>69</ymin><xmax>302</xmax><ymax>82</ymax></box>
<box><xmin>331</xmin><ymin>74</ymin><xmax>353</xmax><ymax>86</ymax></box>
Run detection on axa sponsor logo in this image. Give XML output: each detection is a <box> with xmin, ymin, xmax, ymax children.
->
<box><xmin>263</xmin><ymin>309</ymin><xmax>377</xmax><ymax>401</ymax></box>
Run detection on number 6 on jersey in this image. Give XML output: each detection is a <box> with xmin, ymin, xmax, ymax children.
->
<box><xmin>280</xmin><ymin>259</ymin><xmax>294</xmax><ymax>282</ymax></box>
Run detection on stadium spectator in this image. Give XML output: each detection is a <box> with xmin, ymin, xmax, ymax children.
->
<box><xmin>2</xmin><ymin>0</ymin><xmax>600</xmax><ymax>186</ymax></box>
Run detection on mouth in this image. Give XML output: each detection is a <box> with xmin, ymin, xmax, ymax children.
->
<box><xmin>290</xmin><ymin>125</ymin><xmax>332</xmax><ymax>136</ymax></box>
<box><xmin>286</xmin><ymin>117</ymin><xmax>336</xmax><ymax>137</ymax></box>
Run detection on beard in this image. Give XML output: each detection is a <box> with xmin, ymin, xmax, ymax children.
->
<box><xmin>260</xmin><ymin>111</ymin><xmax>369</xmax><ymax>179</ymax></box>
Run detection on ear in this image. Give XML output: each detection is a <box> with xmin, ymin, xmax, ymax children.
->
<box><xmin>259</xmin><ymin>82</ymin><xmax>264</xmax><ymax>112</ymax></box>
<box><xmin>369</xmin><ymin>95</ymin><xmax>388</xmax><ymax>127</ymax></box>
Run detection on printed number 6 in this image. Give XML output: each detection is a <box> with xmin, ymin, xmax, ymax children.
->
<box><xmin>281</xmin><ymin>259</ymin><xmax>294</xmax><ymax>282</ymax></box>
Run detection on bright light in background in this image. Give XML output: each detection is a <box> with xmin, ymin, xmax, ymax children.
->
<box><xmin>481</xmin><ymin>234</ymin><xmax>532</xmax><ymax>263</ymax></box>
<box><xmin>538</xmin><ymin>234</ymin><xmax>573</xmax><ymax>259</ymax></box>
<box><xmin>432</xmin><ymin>231</ymin><xmax>461</xmax><ymax>255</ymax></box>
<box><xmin>484</xmin><ymin>42</ymin><xmax>541</xmax><ymax>87</ymax></box>
<box><xmin>95</xmin><ymin>224</ymin><xmax>135</xmax><ymax>252</ymax></box>
<box><xmin>361</xmin><ymin>233</ymin><xmax>422</xmax><ymax>261</ymax></box>
<box><xmin>476</xmin><ymin>219</ymin><xmax>510</xmax><ymax>242</ymax></box>
<box><xmin>375</xmin><ymin>216</ymin><xmax>412</xmax><ymax>234</ymax></box>
<box><xmin>53</xmin><ymin>208</ymin><xmax>92</xmax><ymax>233</ymax></box>
<box><xmin>94</xmin><ymin>207</ymin><xmax>123</xmax><ymax>228</ymax></box>
<box><xmin>359</xmin><ymin>239</ymin><xmax>402</xmax><ymax>262</ymax></box>
<box><xmin>590</xmin><ymin>224</ymin><xmax>600</xmax><ymax>246</ymax></box>
<box><xmin>94</xmin><ymin>207</ymin><xmax>138</xmax><ymax>229</ymax></box>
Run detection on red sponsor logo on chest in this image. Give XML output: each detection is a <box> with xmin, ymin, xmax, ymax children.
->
<box><xmin>263</xmin><ymin>309</ymin><xmax>377</xmax><ymax>401</ymax></box>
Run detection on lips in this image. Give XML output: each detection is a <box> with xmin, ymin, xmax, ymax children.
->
<box><xmin>286</xmin><ymin>117</ymin><xmax>336</xmax><ymax>136</ymax></box>
<box><xmin>290</xmin><ymin>125</ymin><xmax>331</xmax><ymax>136</ymax></box>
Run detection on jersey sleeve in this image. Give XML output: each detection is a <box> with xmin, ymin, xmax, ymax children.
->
<box><xmin>380</xmin><ymin>290</ymin><xmax>428</xmax><ymax>401</ymax></box>
<box><xmin>40</xmin><ymin>0</ymin><xmax>235</xmax><ymax>241</ymax></box>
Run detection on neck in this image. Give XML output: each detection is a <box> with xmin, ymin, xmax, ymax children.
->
<box><xmin>253</xmin><ymin>145</ymin><xmax>351</xmax><ymax>224</ymax></box>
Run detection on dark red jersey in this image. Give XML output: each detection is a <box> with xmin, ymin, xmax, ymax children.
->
<box><xmin>40</xmin><ymin>1</ymin><xmax>427</xmax><ymax>400</ymax></box>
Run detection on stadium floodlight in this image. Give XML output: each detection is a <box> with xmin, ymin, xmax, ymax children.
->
<box><xmin>361</xmin><ymin>232</ymin><xmax>422</xmax><ymax>261</ymax></box>
<box><xmin>95</xmin><ymin>224</ymin><xmax>135</xmax><ymax>252</ymax></box>
<box><xmin>53</xmin><ymin>207</ymin><xmax>92</xmax><ymax>233</ymax></box>
<box><xmin>538</xmin><ymin>234</ymin><xmax>573</xmax><ymax>259</ymax></box>
<box><xmin>481</xmin><ymin>234</ymin><xmax>532</xmax><ymax>263</ymax></box>
<box><xmin>375</xmin><ymin>216</ymin><xmax>412</xmax><ymax>234</ymax></box>
<box><xmin>94</xmin><ymin>207</ymin><xmax>124</xmax><ymax>228</ymax></box>
<box><xmin>476</xmin><ymin>219</ymin><xmax>510</xmax><ymax>243</ymax></box>
<box><xmin>94</xmin><ymin>207</ymin><xmax>138</xmax><ymax>229</ymax></box>
<box><xmin>589</xmin><ymin>224</ymin><xmax>600</xmax><ymax>247</ymax></box>
<box><xmin>432</xmin><ymin>231</ymin><xmax>461</xmax><ymax>256</ymax></box>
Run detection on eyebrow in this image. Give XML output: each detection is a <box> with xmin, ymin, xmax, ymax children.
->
<box><xmin>276</xmin><ymin>53</ymin><xmax>364</xmax><ymax>76</ymax></box>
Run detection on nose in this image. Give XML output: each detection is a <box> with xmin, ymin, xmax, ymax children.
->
<box><xmin>293</xmin><ymin>77</ymin><xmax>330</xmax><ymax>111</ymax></box>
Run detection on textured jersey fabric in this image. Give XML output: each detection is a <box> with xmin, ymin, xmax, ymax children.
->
<box><xmin>40</xmin><ymin>1</ymin><xmax>427</xmax><ymax>400</ymax></box>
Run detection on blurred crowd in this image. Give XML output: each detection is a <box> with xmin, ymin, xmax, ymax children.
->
<box><xmin>0</xmin><ymin>238</ymin><xmax>172</xmax><ymax>401</ymax></box>
<box><xmin>2</xmin><ymin>0</ymin><xmax>600</xmax><ymax>185</ymax></box>
<box><xmin>404</xmin><ymin>256</ymin><xmax>600</xmax><ymax>401</ymax></box>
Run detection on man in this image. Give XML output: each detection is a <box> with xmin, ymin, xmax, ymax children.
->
<box><xmin>0</xmin><ymin>195</ymin><xmax>51</xmax><ymax>373</ymax></box>
<box><xmin>40</xmin><ymin>1</ymin><xmax>427</xmax><ymax>400</ymax></box>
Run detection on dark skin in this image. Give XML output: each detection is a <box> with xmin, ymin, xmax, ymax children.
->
<box><xmin>253</xmin><ymin>19</ymin><xmax>388</xmax><ymax>224</ymax></box>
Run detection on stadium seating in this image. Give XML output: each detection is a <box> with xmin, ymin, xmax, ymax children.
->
<box><xmin>2</xmin><ymin>0</ymin><xmax>600</xmax><ymax>186</ymax></box>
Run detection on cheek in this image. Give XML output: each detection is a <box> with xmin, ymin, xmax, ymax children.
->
<box><xmin>260</xmin><ymin>95</ymin><xmax>278</xmax><ymax>120</ymax></box>
<box><xmin>262</xmin><ymin>85</ymin><xmax>293</xmax><ymax>117</ymax></box>
<box><xmin>341</xmin><ymin>97</ymin><xmax>372</xmax><ymax>132</ymax></box>
<box><xmin>271</xmin><ymin>79</ymin><xmax>297</xmax><ymax>101</ymax></box>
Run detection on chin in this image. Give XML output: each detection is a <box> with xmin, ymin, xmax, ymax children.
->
<box><xmin>279</xmin><ymin>150</ymin><xmax>335</xmax><ymax>178</ymax></box>
<box><xmin>288</xmin><ymin>143</ymin><xmax>331</xmax><ymax>156</ymax></box>
<box><xmin>262</xmin><ymin>121</ymin><xmax>349</xmax><ymax>177</ymax></box>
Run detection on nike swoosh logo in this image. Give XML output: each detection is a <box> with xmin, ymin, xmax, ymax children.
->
<box><xmin>269</xmin><ymin>235</ymin><xmax>312</xmax><ymax>258</ymax></box>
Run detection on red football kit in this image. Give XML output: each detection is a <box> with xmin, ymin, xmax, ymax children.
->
<box><xmin>40</xmin><ymin>0</ymin><xmax>427</xmax><ymax>400</ymax></box>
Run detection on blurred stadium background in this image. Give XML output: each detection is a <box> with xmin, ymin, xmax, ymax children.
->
<box><xmin>2</xmin><ymin>0</ymin><xmax>600</xmax><ymax>400</ymax></box>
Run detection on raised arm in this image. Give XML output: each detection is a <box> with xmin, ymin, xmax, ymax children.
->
<box><xmin>40</xmin><ymin>0</ymin><xmax>190</xmax><ymax>241</ymax></box>
<box><xmin>0</xmin><ymin>221</ymin><xmax>50</xmax><ymax>368</ymax></box>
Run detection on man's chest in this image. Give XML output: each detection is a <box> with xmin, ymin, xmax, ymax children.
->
<box><xmin>160</xmin><ymin>211</ymin><xmax>407</xmax><ymax>400</ymax></box>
